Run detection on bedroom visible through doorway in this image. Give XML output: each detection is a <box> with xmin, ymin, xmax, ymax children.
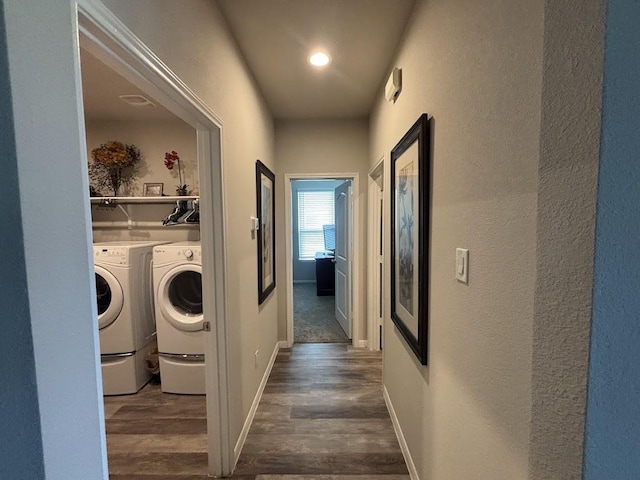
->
<box><xmin>291</xmin><ymin>179</ymin><xmax>350</xmax><ymax>343</ymax></box>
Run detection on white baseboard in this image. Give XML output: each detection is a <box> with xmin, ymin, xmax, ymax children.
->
<box><xmin>356</xmin><ymin>339</ymin><xmax>368</xmax><ymax>348</ymax></box>
<box><xmin>278</xmin><ymin>340</ymin><xmax>290</xmax><ymax>349</ymax></box>
<box><xmin>233</xmin><ymin>341</ymin><xmax>280</xmax><ymax>465</ymax></box>
<box><xmin>384</xmin><ymin>386</ymin><xmax>419</xmax><ymax>480</ymax></box>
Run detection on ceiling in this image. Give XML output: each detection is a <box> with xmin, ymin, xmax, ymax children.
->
<box><xmin>216</xmin><ymin>0</ymin><xmax>416</xmax><ymax>119</ymax></box>
<box><xmin>80</xmin><ymin>48</ymin><xmax>179</xmax><ymax>123</ymax></box>
<box><xmin>80</xmin><ymin>0</ymin><xmax>416</xmax><ymax>122</ymax></box>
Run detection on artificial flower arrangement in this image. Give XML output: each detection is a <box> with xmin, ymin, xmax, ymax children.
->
<box><xmin>164</xmin><ymin>150</ymin><xmax>189</xmax><ymax>195</ymax></box>
<box><xmin>89</xmin><ymin>140</ymin><xmax>141</xmax><ymax>196</ymax></box>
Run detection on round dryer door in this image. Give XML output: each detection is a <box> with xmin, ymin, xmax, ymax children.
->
<box><xmin>158</xmin><ymin>264</ymin><xmax>203</xmax><ymax>331</ymax></box>
<box><xmin>94</xmin><ymin>265</ymin><xmax>124</xmax><ymax>330</ymax></box>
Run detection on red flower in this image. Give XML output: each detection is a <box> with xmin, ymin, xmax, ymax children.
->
<box><xmin>164</xmin><ymin>150</ymin><xmax>187</xmax><ymax>194</ymax></box>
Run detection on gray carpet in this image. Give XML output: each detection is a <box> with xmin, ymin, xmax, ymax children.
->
<box><xmin>294</xmin><ymin>283</ymin><xmax>349</xmax><ymax>343</ymax></box>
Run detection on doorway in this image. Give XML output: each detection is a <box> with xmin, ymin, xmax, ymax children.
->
<box><xmin>367</xmin><ymin>157</ymin><xmax>385</xmax><ymax>351</ymax></box>
<box><xmin>291</xmin><ymin>179</ymin><xmax>350</xmax><ymax>343</ymax></box>
<box><xmin>284</xmin><ymin>173</ymin><xmax>362</xmax><ymax>348</ymax></box>
<box><xmin>76</xmin><ymin>2</ymin><xmax>232</xmax><ymax>476</ymax></box>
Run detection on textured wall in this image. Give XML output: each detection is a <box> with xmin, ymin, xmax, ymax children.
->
<box><xmin>529</xmin><ymin>1</ymin><xmax>605</xmax><ymax>479</ymax></box>
<box><xmin>0</xmin><ymin>6</ymin><xmax>45</xmax><ymax>477</ymax></box>
<box><xmin>584</xmin><ymin>0</ymin><xmax>640</xmax><ymax>478</ymax></box>
<box><xmin>369</xmin><ymin>0</ymin><xmax>543</xmax><ymax>478</ymax></box>
<box><xmin>2</xmin><ymin>0</ymin><xmax>108</xmax><ymax>477</ymax></box>
<box><xmin>274</xmin><ymin>118</ymin><xmax>369</xmax><ymax>342</ymax></box>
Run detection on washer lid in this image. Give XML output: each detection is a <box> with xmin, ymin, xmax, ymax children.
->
<box><xmin>95</xmin><ymin>265</ymin><xmax>124</xmax><ymax>330</ymax></box>
<box><xmin>158</xmin><ymin>264</ymin><xmax>204</xmax><ymax>331</ymax></box>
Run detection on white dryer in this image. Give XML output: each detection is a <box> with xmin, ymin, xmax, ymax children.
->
<box><xmin>152</xmin><ymin>241</ymin><xmax>205</xmax><ymax>394</ymax></box>
<box><xmin>94</xmin><ymin>240</ymin><xmax>168</xmax><ymax>395</ymax></box>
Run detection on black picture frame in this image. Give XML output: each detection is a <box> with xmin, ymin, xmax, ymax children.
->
<box><xmin>390</xmin><ymin>113</ymin><xmax>431</xmax><ymax>365</ymax></box>
<box><xmin>256</xmin><ymin>160</ymin><xmax>276</xmax><ymax>304</ymax></box>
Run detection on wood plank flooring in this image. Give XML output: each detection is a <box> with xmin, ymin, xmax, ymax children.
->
<box><xmin>105</xmin><ymin>343</ymin><xmax>408</xmax><ymax>479</ymax></box>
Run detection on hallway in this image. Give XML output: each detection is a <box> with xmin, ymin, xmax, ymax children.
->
<box><xmin>106</xmin><ymin>343</ymin><xmax>408</xmax><ymax>479</ymax></box>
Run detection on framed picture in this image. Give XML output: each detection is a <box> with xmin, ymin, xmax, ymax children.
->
<box><xmin>256</xmin><ymin>160</ymin><xmax>276</xmax><ymax>304</ymax></box>
<box><xmin>390</xmin><ymin>113</ymin><xmax>431</xmax><ymax>365</ymax></box>
<box><xmin>142</xmin><ymin>182</ymin><xmax>163</xmax><ymax>197</ymax></box>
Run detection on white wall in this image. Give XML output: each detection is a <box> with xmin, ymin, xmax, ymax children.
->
<box><xmin>99</xmin><ymin>0</ymin><xmax>278</xmax><ymax>449</ymax></box>
<box><xmin>275</xmin><ymin>118</ymin><xmax>369</xmax><ymax>341</ymax></box>
<box><xmin>370</xmin><ymin>1</ymin><xmax>543</xmax><ymax>478</ymax></box>
<box><xmin>86</xmin><ymin>119</ymin><xmax>198</xmax><ymax>197</ymax></box>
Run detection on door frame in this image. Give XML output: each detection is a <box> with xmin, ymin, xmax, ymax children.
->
<box><xmin>367</xmin><ymin>156</ymin><xmax>385</xmax><ymax>350</ymax></box>
<box><xmin>75</xmin><ymin>1</ymin><xmax>233</xmax><ymax>476</ymax></box>
<box><xmin>284</xmin><ymin>172</ymin><xmax>361</xmax><ymax>348</ymax></box>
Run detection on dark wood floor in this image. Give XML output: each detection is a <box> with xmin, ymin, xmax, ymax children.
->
<box><xmin>105</xmin><ymin>343</ymin><xmax>409</xmax><ymax>479</ymax></box>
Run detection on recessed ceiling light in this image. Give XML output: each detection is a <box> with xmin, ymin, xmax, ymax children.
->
<box><xmin>119</xmin><ymin>94</ymin><xmax>156</xmax><ymax>107</ymax></box>
<box><xmin>308</xmin><ymin>51</ymin><xmax>331</xmax><ymax>68</ymax></box>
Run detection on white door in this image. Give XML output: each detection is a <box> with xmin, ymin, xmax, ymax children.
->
<box><xmin>334</xmin><ymin>181</ymin><xmax>352</xmax><ymax>338</ymax></box>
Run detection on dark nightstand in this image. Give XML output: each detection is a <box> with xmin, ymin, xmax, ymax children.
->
<box><xmin>314</xmin><ymin>251</ymin><xmax>335</xmax><ymax>296</ymax></box>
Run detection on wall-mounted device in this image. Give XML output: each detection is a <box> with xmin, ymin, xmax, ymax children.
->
<box><xmin>385</xmin><ymin>67</ymin><xmax>402</xmax><ymax>102</ymax></box>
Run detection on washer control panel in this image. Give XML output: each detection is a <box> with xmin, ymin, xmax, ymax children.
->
<box><xmin>153</xmin><ymin>246</ymin><xmax>201</xmax><ymax>263</ymax></box>
<box><xmin>94</xmin><ymin>247</ymin><xmax>128</xmax><ymax>265</ymax></box>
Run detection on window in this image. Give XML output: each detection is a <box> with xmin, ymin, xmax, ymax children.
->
<box><xmin>297</xmin><ymin>190</ymin><xmax>334</xmax><ymax>259</ymax></box>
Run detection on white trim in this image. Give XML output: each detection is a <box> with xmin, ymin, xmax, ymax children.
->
<box><xmin>233</xmin><ymin>341</ymin><xmax>280</xmax><ymax>466</ymax></box>
<box><xmin>284</xmin><ymin>173</ymin><xmax>361</xmax><ymax>348</ymax></box>
<box><xmin>367</xmin><ymin>156</ymin><xmax>385</xmax><ymax>351</ymax></box>
<box><xmin>277</xmin><ymin>340</ymin><xmax>290</xmax><ymax>350</ymax></box>
<box><xmin>384</xmin><ymin>386</ymin><xmax>419</xmax><ymax>480</ymax></box>
<box><xmin>356</xmin><ymin>340</ymin><xmax>368</xmax><ymax>348</ymax></box>
<box><xmin>75</xmin><ymin>1</ymin><xmax>231</xmax><ymax>476</ymax></box>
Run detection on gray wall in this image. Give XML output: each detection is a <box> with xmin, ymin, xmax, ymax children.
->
<box><xmin>370</xmin><ymin>0</ymin><xmax>542</xmax><ymax>477</ymax></box>
<box><xmin>529</xmin><ymin>1</ymin><xmax>604</xmax><ymax>478</ymax></box>
<box><xmin>2</xmin><ymin>1</ymin><xmax>108</xmax><ymax>477</ymax></box>
<box><xmin>275</xmin><ymin>118</ymin><xmax>370</xmax><ymax>341</ymax></box>
<box><xmin>291</xmin><ymin>179</ymin><xmax>345</xmax><ymax>282</ymax></box>
<box><xmin>369</xmin><ymin>0</ymin><xmax>606</xmax><ymax>478</ymax></box>
<box><xmin>0</xmin><ymin>5</ymin><xmax>45</xmax><ymax>477</ymax></box>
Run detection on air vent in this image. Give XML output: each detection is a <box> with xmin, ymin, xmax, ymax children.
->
<box><xmin>119</xmin><ymin>94</ymin><xmax>156</xmax><ymax>107</ymax></box>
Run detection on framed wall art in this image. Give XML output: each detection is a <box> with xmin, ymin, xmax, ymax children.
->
<box><xmin>256</xmin><ymin>160</ymin><xmax>276</xmax><ymax>304</ymax></box>
<box><xmin>390</xmin><ymin>113</ymin><xmax>431</xmax><ymax>365</ymax></box>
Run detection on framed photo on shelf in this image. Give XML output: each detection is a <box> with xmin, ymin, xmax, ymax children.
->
<box><xmin>256</xmin><ymin>160</ymin><xmax>276</xmax><ymax>305</ymax></box>
<box><xmin>142</xmin><ymin>182</ymin><xmax>163</xmax><ymax>197</ymax></box>
<box><xmin>390</xmin><ymin>113</ymin><xmax>431</xmax><ymax>365</ymax></box>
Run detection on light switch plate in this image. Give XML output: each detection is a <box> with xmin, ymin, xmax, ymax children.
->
<box><xmin>456</xmin><ymin>248</ymin><xmax>469</xmax><ymax>284</ymax></box>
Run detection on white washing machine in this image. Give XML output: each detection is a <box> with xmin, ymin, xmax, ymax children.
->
<box><xmin>152</xmin><ymin>241</ymin><xmax>205</xmax><ymax>394</ymax></box>
<box><xmin>94</xmin><ymin>240</ymin><xmax>169</xmax><ymax>395</ymax></box>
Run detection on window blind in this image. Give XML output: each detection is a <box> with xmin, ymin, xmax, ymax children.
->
<box><xmin>297</xmin><ymin>190</ymin><xmax>334</xmax><ymax>259</ymax></box>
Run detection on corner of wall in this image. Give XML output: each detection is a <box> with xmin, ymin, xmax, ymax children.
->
<box><xmin>529</xmin><ymin>0</ymin><xmax>606</xmax><ymax>478</ymax></box>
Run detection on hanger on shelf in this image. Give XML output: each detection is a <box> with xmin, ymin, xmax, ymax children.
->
<box><xmin>162</xmin><ymin>199</ymin><xmax>199</xmax><ymax>226</ymax></box>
